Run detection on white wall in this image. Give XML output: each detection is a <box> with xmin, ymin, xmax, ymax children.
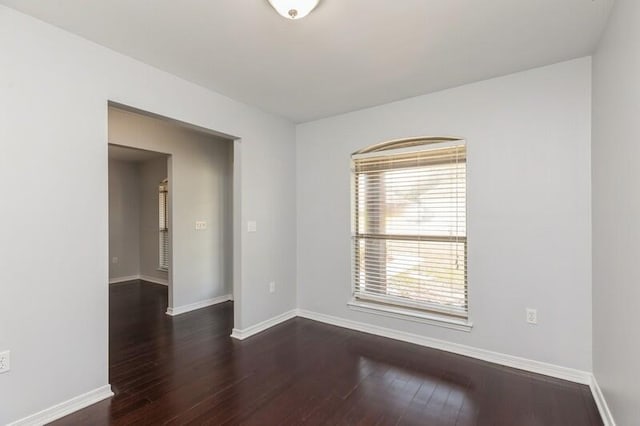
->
<box><xmin>0</xmin><ymin>5</ymin><xmax>296</xmax><ymax>424</ymax></box>
<box><xmin>138</xmin><ymin>156</ymin><xmax>169</xmax><ymax>282</ymax></box>
<box><xmin>296</xmin><ymin>58</ymin><xmax>592</xmax><ymax>371</ymax></box>
<box><xmin>592</xmin><ymin>0</ymin><xmax>640</xmax><ymax>424</ymax></box>
<box><xmin>109</xmin><ymin>108</ymin><xmax>232</xmax><ymax>303</ymax></box>
<box><xmin>108</xmin><ymin>159</ymin><xmax>141</xmax><ymax>279</ymax></box>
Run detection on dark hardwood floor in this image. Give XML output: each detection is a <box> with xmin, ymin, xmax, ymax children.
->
<box><xmin>52</xmin><ymin>281</ymin><xmax>602</xmax><ymax>425</ymax></box>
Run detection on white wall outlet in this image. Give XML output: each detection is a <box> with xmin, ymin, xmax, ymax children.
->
<box><xmin>0</xmin><ymin>350</ymin><xmax>10</xmax><ymax>374</ymax></box>
<box><xmin>247</xmin><ymin>221</ymin><xmax>257</xmax><ymax>233</ymax></box>
<box><xmin>112</xmin><ymin>257</ymin><xmax>118</xmax><ymax>264</ymax></box>
<box><xmin>526</xmin><ymin>308</ymin><xmax>538</xmax><ymax>324</ymax></box>
<box><xmin>269</xmin><ymin>281</ymin><xmax>276</xmax><ymax>293</ymax></box>
<box><xmin>195</xmin><ymin>221</ymin><xmax>207</xmax><ymax>230</ymax></box>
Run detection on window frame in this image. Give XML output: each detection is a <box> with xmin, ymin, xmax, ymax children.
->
<box><xmin>349</xmin><ymin>137</ymin><xmax>472</xmax><ymax>331</ymax></box>
<box><xmin>158</xmin><ymin>179</ymin><xmax>169</xmax><ymax>272</ymax></box>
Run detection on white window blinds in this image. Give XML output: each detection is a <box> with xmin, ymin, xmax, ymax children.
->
<box><xmin>352</xmin><ymin>139</ymin><xmax>467</xmax><ymax>318</ymax></box>
<box><xmin>159</xmin><ymin>179</ymin><xmax>169</xmax><ymax>271</ymax></box>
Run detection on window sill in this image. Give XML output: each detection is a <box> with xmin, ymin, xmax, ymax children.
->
<box><xmin>347</xmin><ymin>299</ymin><xmax>473</xmax><ymax>332</ymax></box>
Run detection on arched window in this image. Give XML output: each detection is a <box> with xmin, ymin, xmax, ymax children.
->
<box><xmin>351</xmin><ymin>137</ymin><xmax>467</xmax><ymax>320</ymax></box>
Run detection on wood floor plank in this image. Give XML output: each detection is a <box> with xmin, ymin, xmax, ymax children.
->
<box><xmin>50</xmin><ymin>281</ymin><xmax>603</xmax><ymax>425</ymax></box>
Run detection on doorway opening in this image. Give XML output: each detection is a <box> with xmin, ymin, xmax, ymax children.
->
<box><xmin>108</xmin><ymin>145</ymin><xmax>170</xmax><ymax>288</ymax></box>
<box><xmin>107</xmin><ymin>104</ymin><xmax>238</xmax><ymax>400</ymax></box>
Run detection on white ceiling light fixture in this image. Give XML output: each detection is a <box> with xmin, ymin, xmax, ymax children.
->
<box><xmin>267</xmin><ymin>0</ymin><xmax>320</xmax><ymax>20</ymax></box>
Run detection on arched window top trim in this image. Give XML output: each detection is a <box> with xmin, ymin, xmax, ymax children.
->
<box><xmin>353</xmin><ymin>136</ymin><xmax>464</xmax><ymax>156</ymax></box>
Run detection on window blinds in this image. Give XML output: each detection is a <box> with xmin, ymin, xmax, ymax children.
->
<box><xmin>159</xmin><ymin>180</ymin><xmax>169</xmax><ymax>271</ymax></box>
<box><xmin>352</xmin><ymin>140</ymin><xmax>467</xmax><ymax>318</ymax></box>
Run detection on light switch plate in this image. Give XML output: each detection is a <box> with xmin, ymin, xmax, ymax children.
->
<box><xmin>195</xmin><ymin>221</ymin><xmax>207</xmax><ymax>230</ymax></box>
<box><xmin>247</xmin><ymin>221</ymin><xmax>257</xmax><ymax>233</ymax></box>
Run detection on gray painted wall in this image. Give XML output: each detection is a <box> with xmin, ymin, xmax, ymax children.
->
<box><xmin>296</xmin><ymin>57</ymin><xmax>592</xmax><ymax>371</ymax></box>
<box><xmin>109</xmin><ymin>108</ymin><xmax>233</xmax><ymax>306</ymax></box>
<box><xmin>592</xmin><ymin>0</ymin><xmax>640</xmax><ymax>424</ymax></box>
<box><xmin>139</xmin><ymin>157</ymin><xmax>169</xmax><ymax>281</ymax></box>
<box><xmin>108</xmin><ymin>159</ymin><xmax>141</xmax><ymax>279</ymax></box>
<box><xmin>0</xmin><ymin>6</ymin><xmax>296</xmax><ymax>424</ymax></box>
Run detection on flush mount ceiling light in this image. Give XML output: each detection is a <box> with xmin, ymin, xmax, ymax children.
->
<box><xmin>268</xmin><ymin>0</ymin><xmax>320</xmax><ymax>20</ymax></box>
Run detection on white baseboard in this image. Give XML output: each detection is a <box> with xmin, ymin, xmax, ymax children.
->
<box><xmin>230</xmin><ymin>309</ymin><xmax>297</xmax><ymax>340</ymax></box>
<box><xmin>139</xmin><ymin>275</ymin><xmax>168</xmax><ymax>286</ymax></box>
<box><xmin>8</xmin><ymin>385</ymin><xmax>113</xmax><ymax>426</ymax></box>
<box><xmin>298</xmin><ymin>309</ymin><xmax>614</xmax><ymax>424</ymax></box>
<box><xmin>108</xmin><ymin>275</ymin><xmax>139</xmax><ymax>284</ymax></box>
<box><xmin>589</xmin><ymin>375</ymin><xmax>616</xmax><ymax>426</ymax></box>
<box><xmin>109</xmin><ymin>274</ymin><xmax>168</xmax><ymax>286</ymax></box>
<box><xmin>296</xmin><ymin>309</ymin><xmax>592</xmax><ymax>385</ymax></box>
<box><xmin>166</xmin><ymin>294</ymin><xmax>232</xmax><ymax>316</ymax></box>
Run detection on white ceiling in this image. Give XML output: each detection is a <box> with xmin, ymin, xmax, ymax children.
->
<box><xmin>2</xmin><ymin>0</ymin><xmax>613</xmax><ymax>122</ymax></box>
<box><xmin>108</xmin><ymin>145</ymin><xmax>167</xmax><ymax>163</ymax></box>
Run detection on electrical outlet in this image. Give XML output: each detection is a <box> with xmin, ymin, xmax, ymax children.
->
<box><xmin>269</xmin><ymin>281</ymin><xmax>276</xmax><ymax>293</ymax></box>
<box><xmin>0</xmin><ymin>351</ymin><xmax>10</xmax><ymax>374</ymax></box>
<box><xmin>247</xmin><ymin>221</ymin><xmax>257</xmax><ymax>233</ymax></box>
<box><xmin>526</xmin><ymin>308</ymin><xmax>537</xmax><ymax>325</ymax></box>
<box><xmin>112</xmin><ymin>257</ymin><xmax>118</xmax><ymax>264</ymax></box>
<box><xmin>195</xmin><ymin>221</ymin><xmax>207</xmax><ymax>230</ymax></box>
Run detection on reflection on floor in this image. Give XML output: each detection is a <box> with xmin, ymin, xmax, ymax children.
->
<box><xmin>53</xmin><ymin>280</ymin><xmax>603</xmax><ymax>425</ymax></box>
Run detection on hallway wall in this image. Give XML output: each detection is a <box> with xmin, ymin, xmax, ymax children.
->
<box><xmin>109</xmin><ymin>107</ymin><xmax>234</xmax><ymax>307</ymax></box>
<box><xmin>108</xmin><ymin>159</ymin><xmax>141</xmax><ymax>279</ymax></box>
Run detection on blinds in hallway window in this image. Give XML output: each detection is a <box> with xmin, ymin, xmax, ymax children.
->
<box><xmin>352</xmin><ymin>139</ymin><xmax>467</xmax><ymax>318</ymax></box>
<box><xmin>159</xmin><ymin>179</ymin><xmax>169</xmax><ymax>271</ymax></box>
